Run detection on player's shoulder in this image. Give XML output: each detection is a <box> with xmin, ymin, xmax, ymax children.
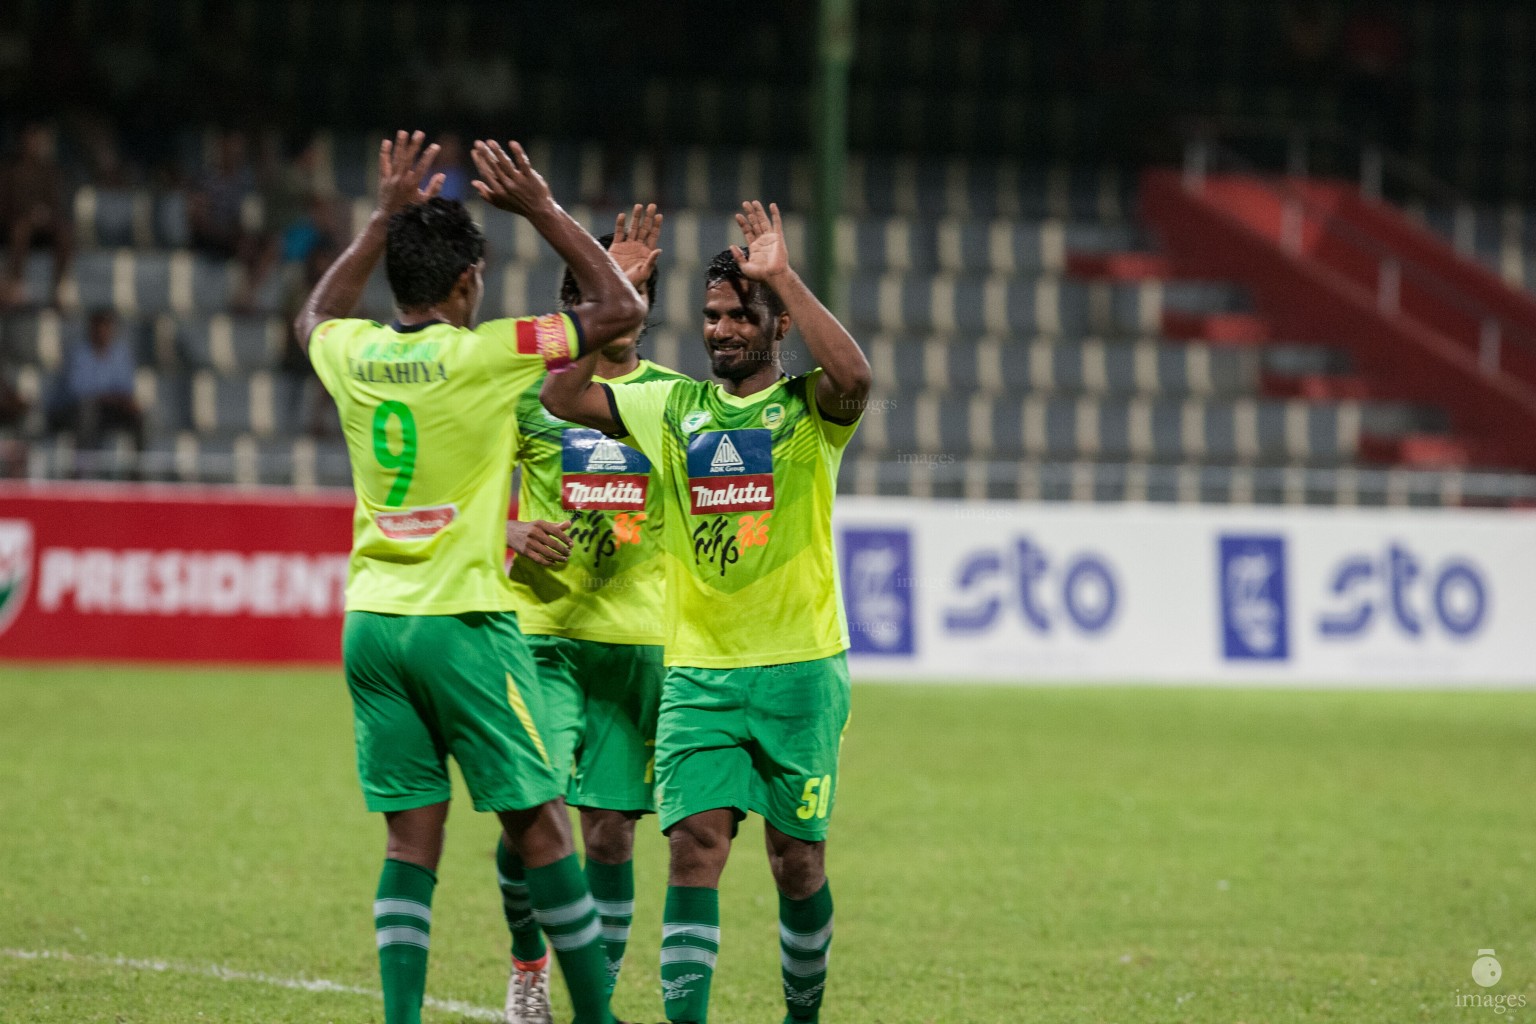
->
<box><xmin>637</xmin><ymin>359</ymin><xmax>693</xmax><ymax>383</ymax></box>
<box><xmin>311</xmin><ymin>317</ymin><xmax>384</xmax><ymax>346</ymax></box>
<box><xmin>781</xmin><ymin>368</ymin><xmax>823</xmax><ymax>403</ymax></box>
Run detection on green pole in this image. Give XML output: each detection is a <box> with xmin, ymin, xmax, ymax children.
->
<box><xmin>812</xmin><ymin>0</ymin><xmax>855</xmax><ymax>313</ymax></box>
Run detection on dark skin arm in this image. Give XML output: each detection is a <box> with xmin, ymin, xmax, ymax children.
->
<box><xmin>507</xmin><ymin>518</ymin><xmax>572</xmax><ymax>567</ymax></box>
<box><xmin>293</xmin><ymin>130</ymin><xmax>445</xmax><ymax>350</ymax></box>
<box><xmin>471</xmin><ymin>140</ymin><xmax>650</xmax><ymax>349</ymax></box>
<box><xmin>733</xmin><ymin>201</ymin><xmax>871</xmax><ymax>422</ymax></box>
<box><xmin>540</xmin><ymin>204</ymin><xmax>664</xmax><ymax>433</ymax></box>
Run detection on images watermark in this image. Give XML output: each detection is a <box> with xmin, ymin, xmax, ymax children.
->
<box><xmin>1454</xmin><ymin>949</ymin><xmax>1527</xmax><ymax>1015</ymax></box>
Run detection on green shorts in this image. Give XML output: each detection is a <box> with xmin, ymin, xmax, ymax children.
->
<box><xmin>343</xmin><ymin>610</ymin><xmax>562</xmax><ymax>814</ymax></box>
<box><xmin>654</xmin><ymin>652</ymin><xmax>851</xmax><ymax>842</ymax></box>
<box><xmin>525</xmin><ymin>634</ymin><xmax>662</xmax><ymax>815</ymax></box>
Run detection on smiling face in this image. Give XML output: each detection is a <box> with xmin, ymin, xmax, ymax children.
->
<box><xmin>701</xmin><ymin>278</ymin><xmax>787</xmax><ymax>383</ymax></box>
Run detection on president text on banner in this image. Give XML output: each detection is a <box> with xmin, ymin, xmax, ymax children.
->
<box><xmin>0</xmin><ymin>483</ymin><xmax>353</xmax><ymax>662</ymax></box>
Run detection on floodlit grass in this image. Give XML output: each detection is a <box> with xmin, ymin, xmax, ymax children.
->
<box><xmin>1</xmin><ymin>665</ymin><xmax>1534</xmax><ymax>1022</ymax></box>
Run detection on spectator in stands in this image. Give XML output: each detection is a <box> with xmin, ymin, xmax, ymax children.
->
<box><xmin>0</xmin><ymin>370</ymin><xmax>28</xmax><ymax>476</ymax></box>
<box><xmin>0</xmin><ymin>371</ymin><xmax>25</xmax><ymax>426</ymax></box>
<box><xmin>262</xmin><ymin>134</ymin><xmax>330</xmax><ymax>254</ymax></box>
<box><xmin>1342</xmin><ymin>0</ymin><xmax>1409</xmax><ymax>146</ymax></box>
<box><xmin>430</xmin><ymin>133</ymin><xmax>473</xmax><ymax>203</ymax></box>
<box><xmin>280</xmin><ymin>244</ymin><xmax>340</xmax><ymax>439</ymax></box>
<box><xmin>1278</xmin><ymin>0</ymin><xmax>1337</xmax><ymax>88</ymax></box>
<box><xmin>2</xmin><ymin>123</ymin><xmax>73</xmax><ymax>309</ymax></box>
<box><xmin>189</xmin><ymin>130</ymin><xmax>275</xmax><ymax>310</ymax></box>
<box><xmin>46</xmin><ymin>309</ymin><xmax>144</xmax><ymax>462</ymax></box>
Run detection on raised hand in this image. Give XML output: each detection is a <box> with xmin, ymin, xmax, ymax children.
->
<box><xmin>471</xmin><ymin>140</ymin><xmax>555</xmax><ymax>219</ymax></box>
<box><xmin>376</xmin><ymin>130</ymin><xmax>445</xmax><ymax>217</ymax></box>
<box><xmin>609</xmin><ymin>203</ymin><xmax>663</xmax><ymax>289</ymax></box>
<box><xmin>730</xmin><ymin>201</ymin><xmax>790</xmax><ymax>282</ymax></box>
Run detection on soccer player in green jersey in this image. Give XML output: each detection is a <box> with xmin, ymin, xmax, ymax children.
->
<box><xmin>294</xmin><ymin>131</ymin><xmax>654</xmax><ymax>1024</ymax></box>
<box><xmin>495</xmin><ymin>204</ymin><xmax>688</xmax><ymax>1023</ymax></box>
<box><xmin>541</xmin><ymin>200</ymin><xmax>872</xmax><ymax>1024</ymax></box>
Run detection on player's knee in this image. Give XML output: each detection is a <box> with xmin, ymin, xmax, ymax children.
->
<box><xmin>769</xmin><ymin>840</ymin><xmax>826</xmax><ymax>900</ymax></box>
<box><xmin>497</xmin><ymin>799</ymin><xmax>575</xmax><ymax>867</ymax></box>
<box><xmin>666</xmin><ymin>813</ymin><xmax>732</xmax><ymax>881</ymax></box>
<box><xmin>383</xmin><ymin>803</ymin><xmax>450</xmax><ymax>871</ymax></box>
<box><xmin>581</xmin><ymin>810</ymin><xmax>636</xmax><ymax>864</ymax></box>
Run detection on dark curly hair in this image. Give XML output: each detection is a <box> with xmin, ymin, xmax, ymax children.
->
<box><xmin>385</xmin><ymin>197</ymin><xmax>486</xmax><ymax>311</ymax></box>
<box><xmin>559</xmin><ymin>232</ymin><xmax>658</xmax><ymax>313</ymax></box>
<box><xmin>705</xmin><ymin>247</ymin><xmax>786</xmax><ymax>321</ymax></box>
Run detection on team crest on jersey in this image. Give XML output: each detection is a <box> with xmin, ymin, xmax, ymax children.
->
<box><xmin>761</xmin><ymin>403</ymin><xmax>785</xmax><ymax>428</ymax></box>
<box><xmin>562</xmin><ymin>428</ymin><xmax>650</xmax><ymax>510</ymax></box>
<box><xmin>681</xmin><ymin>410</ymin><xmax>712</xmax><ymax>432</ymax></box>
<box><xmin>0</xmin><ymin>519</ymin><xmax>33</xmax><ymax>638</ymax></box>
<box><xmin>686</xmin><ymin>429</ymin><xmax>774</xmax><ymax>514</ymax></box>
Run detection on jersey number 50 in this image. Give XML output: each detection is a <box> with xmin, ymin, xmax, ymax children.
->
<box><xmin>795</xmin><ymin>774</ymin><xmax>834</xmax><ymax>821</ymax></box>
<box><xmin>372</xmin><ymin>401</ymin><xmax>418</xmax><ymax>507</ymax></box>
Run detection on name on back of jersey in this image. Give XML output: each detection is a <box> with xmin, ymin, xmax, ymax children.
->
<box><xmin>561</xmin><ymin>428</ymin><xmax>650</xmax><ymax>510</ymax></box>
<box><xmin>685</xmin><ymin>429</ymin><xmax>774</xmax><ymax>514</ymax></box>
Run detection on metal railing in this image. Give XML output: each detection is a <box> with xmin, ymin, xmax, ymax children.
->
<box><xmin>1179</xmin><ymin>118</ymin><xmax>1536</xmax><ymax>387</ymax></box>
<box><xmin>854</xmin><ymin>457</ymin><xmax>1536</xmax><ymax>507</ymax></box>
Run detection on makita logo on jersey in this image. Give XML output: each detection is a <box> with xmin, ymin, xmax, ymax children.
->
<box><xmin>563</xmin><ymin>475</ymin><xmax>648</xmax><ymax>510</ymax></box>
<box><xmin>562</xmin><ymin>428</ymin><xmax>651</xmax><ymax>510</ymax></box>
<box><xmin>686</xmin><ymin>429</ymin><xmax>774</xmax><ymax>515</ymax></box>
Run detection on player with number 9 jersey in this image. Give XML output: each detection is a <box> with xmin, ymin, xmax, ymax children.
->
<box><xmin>312</xmin><ymin>312</ymin><xmax>582</xmax><ymax>615</ymax></box>
<box><xmin>296</xmin><ymin>133</ymin><xmax>653</xmax><ymax>1024</ymax></box>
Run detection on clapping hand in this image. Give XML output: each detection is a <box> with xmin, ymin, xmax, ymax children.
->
<box><xmin>609</xmin><ymin>203</ymin><xmax>663</xmax><ymax>290</ymax></box>
<box><xmin>730</xmin><ymin>201</ymin><xmax>790</xmax><ymax>283</ymax></box>
<box><xmin>376</xmin><ymin>131</ymin><xmax>445</xmax><ymax>218</ymax></box>
<box><xmin>471</xmin><ymin>140</ymin><xmax>556</xmax><ymax>219</ymax></box>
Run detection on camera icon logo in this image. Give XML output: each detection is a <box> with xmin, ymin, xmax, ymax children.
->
<box><xmin>1472</xmin><ymin>949</ymin><xmax>1502</xmax><ymax>989</ymax></box>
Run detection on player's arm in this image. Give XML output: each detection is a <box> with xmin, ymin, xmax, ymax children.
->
<box><xmin>293</xmin><ymin>131</ymin><xmax>445</xmax><ymax>351</ymax></box>
<box><xmin>539</xmin><ymin>203</ymin><xmax>665</xmax><ymax>434</ymax></box>
<box><xmin>471</xmin><ymin>140</ymin><xmax>651</xmax><ymax>350</ymax></box>
<box><xmin>734</xmin><ymin>200</ymin><xmax>872</xmax><ymax>424</ymax></box>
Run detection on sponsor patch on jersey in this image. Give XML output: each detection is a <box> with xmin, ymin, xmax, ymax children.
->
<box><xmin>686</xmin><ymin>429</ymin><xmax>774</xmax><ymax>514</ymax></box>
<box><xmin>681</xmin><ymin>410</ymin><xmax>712</xmax><ymax>432</ymax></box>
<box><xmin>376</xmin><ymin>504</ymin><xmax>458</xmax><ymax>540</ymax></box>
<box><xmin>561</xmin><ymin>428</ymin><xmax>650</xmax><ymax>510</ymax></box>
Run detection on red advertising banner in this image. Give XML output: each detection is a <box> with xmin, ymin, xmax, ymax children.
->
<box><xmin>0</xmin><ymin>482</ymin><xmax>356</xmax><ymax>663</ymax></box>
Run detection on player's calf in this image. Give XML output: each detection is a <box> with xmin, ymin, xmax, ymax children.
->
<box><xmin>582</xmin><ymin>808</ymin><xmax>641</xmax><ymax>995</ymax></box>
<box><xmin>500</xmin><ymin>802</ymin><xmax>618</xmax><ymax>1024</ymax></box>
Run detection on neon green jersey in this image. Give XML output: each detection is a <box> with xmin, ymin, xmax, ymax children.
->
<box><xmin>507</xmin><ymin>358</ymin><xmax>691</xmax><ymax>644</ymax></box>
<box><xmin>607</xmin><ymin>369</ymin><xmax>859</xmax><ymax>668</ymax></box>
<box><xmin>309</xmin><ymin>314</ymin><xmax>582</xmax><ymax>615</ymax></box>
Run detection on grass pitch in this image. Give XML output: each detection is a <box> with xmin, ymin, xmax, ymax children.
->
<box><xmin>1</xmin><ymin>666</ymin><xmax>1533</xmax><ymax>1023</ymax></box>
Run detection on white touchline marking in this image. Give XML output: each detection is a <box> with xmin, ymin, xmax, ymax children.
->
<box><xmin>2</xmin><ymin>947</ymin><xmax>502</xmax><ymax>1021</ymax></box>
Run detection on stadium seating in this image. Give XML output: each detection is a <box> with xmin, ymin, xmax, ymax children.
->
<box><xmin>6</xmin><ymin>134</ymin><xmax>1523</xmax><ymax>507</ymax></box>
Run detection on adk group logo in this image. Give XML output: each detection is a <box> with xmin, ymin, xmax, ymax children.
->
<box><xmin>0</xmin><ymin>519</ymin><xmax>34</xmax><ymax>638</ymax></box>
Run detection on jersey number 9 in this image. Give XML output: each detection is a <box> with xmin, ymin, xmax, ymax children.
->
<box><xmin>372</xmin><ymin>401</ymin><xmax>418</xmax><ymax>507</ymax></box>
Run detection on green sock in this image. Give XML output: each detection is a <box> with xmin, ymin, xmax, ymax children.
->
<box><xmin>496</xmin><ymin>837</ymin><xmax>547</xmax><ymax>963</ymax></box>
<box><xmin>779</xmin><ymin>881</ymin><xmax>833</xmax><ymax>1023</ymax></box>
<box><xmin>660</xmin><ymin>886</ymin><xmax>719</xmax><ymax>1024</ymax></box>
<box><xmin>586</xmin><ymin>858</ymin><xmax>635</xmax><ymax>995</ymax></box>
<box><xmin>527</xmin><ymin>853</ymin><xmax>615</xmax><ymax>1024</ymax></box>
<box><xmin>374</xmin><ymin>858</ymin><xmax>436</xmax><ymax>1024</ymax></box>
